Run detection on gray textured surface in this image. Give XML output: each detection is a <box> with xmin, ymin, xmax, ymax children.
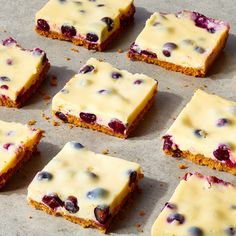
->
<box><xmin>0</xmin><ymin>0</ymin><xmax>235</xmax><ymax>235</ymax></box>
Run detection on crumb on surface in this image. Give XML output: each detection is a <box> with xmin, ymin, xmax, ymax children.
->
<box><xmin>69</xmin><ymin>124</ymin><xmax>74</xmax><ymax>129</ymax></box>
<box><xmin>29</xmin><ymin>216</ymin><xmax>33</xmax><ymax>219</ymax></box>
<box><xmin>71</xmin><ymin>48</ymin><xmax>79</xmax><ymax>53</ymax></box>
<box><xmin>65</xmin><ymin>57</ymin><xmax>71</xmax><ymax>61</ymax></box>
<box><xmin>52</xmin><ymin>120</ymin><xmax>59</xmax><ymax>126</ymax></box>
<box><xmin>179</xmin><ymin>163</ymin><xmax>188</xmax><ymax>169</ymax></box>
<box><xmin>102</xmin><ymin>149</ymin><xmax>109</xmax><ymax>155</ymax></box>
<box><xmin>44</xmin><ymin>95</ymin><xmax>51</xmax><ymax>100</ymax></box>
<box><xmin>28</xmin><ymin>120</ymin><xmax>37</xmax><ymax>126</ymax></box>
<box><xmin>118</xmin><ymin>48</ymin><xmax>123</xmax><ymax>53</ymax></box>
<box><xmin>136</xmin><ymin>223</ymin><xmax>143</xmax><ymax>233</ymax></box>
<box><xmin>139</xmin><ymin>211</ymin><xmax>145</xmax><ymax>217</ymax></box>
<box><xmin>50</xmin><ymin>75</ymin><xmax>58</xmax><ymax>87</ymax></box>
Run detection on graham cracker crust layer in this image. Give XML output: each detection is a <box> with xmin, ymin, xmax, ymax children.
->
<box><xmin>0</xmin><ymin>130</ymin><xmax>43</xmax><ymax>188</ymax></box>
<box><xmin>28</xmin><ymin>173</ymin><xmax>143</xmax><ymax>233</ymax></box>
<box><xmin>0</xmin><ymin>61</ymin><xmax>50</xmax><ymax>108</ymax></box>
<box><xmin>164</xmin><ymin>148</ymin><xmax>236</xmax><ymax>176</ymax></box>
<box><xmin>53</xmin><ymin>89</ymin><xmax>157</xmax><ymax>139</ymax></box>
<box><xmin>35</xmin><ymin>4</ymin><xmax>135</xmax><ymax>51</ymax></box>
<box><xmin>127</xmin><ymin>30</ymin><xmax>229</xmax><ymax>77</ymax></box>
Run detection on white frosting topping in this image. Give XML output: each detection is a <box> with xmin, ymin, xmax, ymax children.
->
<box><xmin>152</xmin><ymin>173</ymin><xmax>236</xmax><ymax>236</ymax></box>
<box><xmin>27</xmin><ymin>142</ymin><xmax>142</xmax><ymax>222</ymax></box>
<box><xmin>166</xmin><ymin>89</ymin><xmax>236</xmax><ymax>165</ymax></box>
<box><xmin>134</xmin><ymin>11</ymin><xmax>229</xmax><ymax>68</ymax></box>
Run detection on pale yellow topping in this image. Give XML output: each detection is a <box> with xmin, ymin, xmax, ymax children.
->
<box><xmin>0</xmin><ymin>43</ymin><xmax>44</xmax><ymax>101</ymax></box>
<box><xmin>0</xmin><ymin>120</ymin><xmax>40</xmax><ymax>174</ymax></box>
<box><xmin>135</xmin><ymin>11</ymin><xmax>228</xmax><ymax>68</ymax></box>
<box><xmin>166</xmin><ymin>89</ymin><xmax>236</xmax><ymax>163</ymax></box>
<box><xmin>35</xmin><ymin>0</ymin><xmax>133</xmax><ymax>43</ymax></box>
<box><xmin>27</xmin><ymin>142</ymin><xmax>142</xmax><ymax>221</ymax></box>
<box><xmin>151</xmin><ymin>174</ymin><xmax>236</xmax><ymax>236</ymax></box>
<box><xmin>52</xmin><ymin>58</ymin><xmax>157</xmax><ymax>128</ymax></box>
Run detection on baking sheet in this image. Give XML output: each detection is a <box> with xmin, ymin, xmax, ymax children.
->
<box><xmin>0</xmin><ymin>0</ymin><xmax>235</xmax><ymax>235</ymax></box>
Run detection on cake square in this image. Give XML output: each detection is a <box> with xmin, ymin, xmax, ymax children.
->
<box><xmin>0</xmin><ymin>37</ymin><xmax>50</xmax><ymax>108</ymax></box>
<box><xmin>163</xmin><ymin>89</ymin><xmax>236</xmax><ymax>175</ymax></box>
<box><xmin>35</xmin><ymin>0</ymin><xmax>135</xmax><ymax>51</ymax></box>
<box><xmin>0</xmin><ymin>120</ymin><xmax>43</xmax><ymax>188</ymax></box>
<box><xmin>27</xmin><ymin>142</ymin><xmax>143</xmax><ymax>233</ymax></box>
<box><xmin>128</xmin><ymin>10</ymin><xmax>230</xmax><ymax>77</ymax></box>
<box><xmin>151</xmin><ymin>172</ymin><xmax>236</xmax><ymax>236</ymax></box>
<box><xmin>52</xmin><ymin>58</ymin><xmax>158</xmax><ymax>138</ymax></box>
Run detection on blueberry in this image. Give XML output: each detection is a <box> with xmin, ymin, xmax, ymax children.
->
<box><xmin>80</xmin><ymin>10</ymin><xmax>85</xmax><ymax>13</ymax></box>
<box><xmin>101</xmin><ymin>17</ymin><xmax>114</xmax><ymax>31</ymax></box>
<box><xmin>165</xmin><ymin>202</ymin><xmax>177</xmax><ymax>210</ymax></box>
<box><xmin>58</xmin><ymin>0</ymin><xmax>66</xmax><ymax>3</ymax></box>
<box><xmin>37</xmin><ymin>171</ymin><xmax>53</xmax><ymax>181</ymax></box>
<box><xmin>85</xmin><ymin>171</ymin><xmax>98</xmax><ymax>179</ymax></box>
<box><xmin>213</xmin><ymin>144</ymin><xmax>230</xmax><ymax>161</ymax></box>
<box><xmin>231</xmin><ymin>205</ymin><xmax>236</xmax><ymax>210</ymax></box>
<box><xmin>80</xmin><ymin>112</ymin><xmax>97</xmax><ymax>124</ymax></box>
<box><xmin>97</xmin><ymin>4</ymin><xmax>105</xmax><ymax>7</ymax></box>
<box><xmin>79</xmin><ymin>65</ymin><xmax>95</xmax><ymax>74</ymax></box>
<box><xmin>217</xmin><ymin>118</ymin><xmax>229</xmax><ymax>127</ymax></box>
<box><xmin>195</xmin><ymin>46</ymin><xmax>205</xmax><ymax>54</ymax></box>
<box><xmin>141</xmin><ymin>50</ymin><xmax>157</xmax><ymax>58</ymax></box>
<box><xmin>70</xmin><ymin>142</ymin><xmax>84</xmax><ymax>149</ymax></box>
<box><xmin>127</xmin><ymin>170</ymin><xmax>137</xmax><ymax>186</ymax></box>
<box><xmin>3</xmin><ymin>143</ymin><xmax>12</xmax><ymax>150</ymax></box>
<box><xmin>0</xmin><ymin>85</ymin><xmax>9</xmax><ymax>90</ymax></box>
<box><xmin>194</xmin><ymin>129</ymin><xmax>206</xmax><ymax>138</ymax></box>
<box><xmin>167</xmin><ymin>213</ymin><xmax>185</xmax><ymax>224</ymax></box>
<box><xmin>42</xmin><ymin>194</ymin><xmax>64</xmax><ymax>210</ymax></box>
<box><xmin>87</xmin><ymin>188</ymin><xmax>108</xmax><ymax>199</ymax></box>
<box><xmin>208</xmin><ymin>27</ymin><xmax>216</xmax><ymax>33</ymax></box>
<box><xmin>94</xmin><ymin>205</ymin><xmax>110</xmax><ymax>224</ymax></box>
<box><xmin>0</xmin><ymin>76</ymin><xmax>10</xmax><ymax>82</ymax></box>
<box><xmin>112</xmin><ymin>72</ymin><xmax>122</xmax><ymax>79</ymax></box>
<box><xmin>224</xmin><ymin>227</ymin><xmax>236</xmax><ymax>235</ymax></box>
<box><xmin>37</xmin><ymin>19</ymin><xmax>50</xmax><ymax>31</ymax></box>
<box><xmin>188</xmin><ymin>227</ymin><xmax>204</xmax><ymax>236</ymax></box>
<box><xmin>86</xmin><ymin>33</ymin><xmax>99</xmax><ymax>42</ymax></box>
<box><xmin>6</xmin><ymin>59</ymin><xmax>13</xmax><ymax>65</ymax></box>
<box><xmin>97</xmin><ymin>89</ymin><xmax>111</xmax><ymax>95</ymax></box>
<box><xmin>61</xmin><ymin>25</ymin><xmax>77</xmax><ymax>37</ymax></box>
<box><xmin>64</xmin><ymin>196</ymin><xmax>79</xmax><ymax>213</ymax></box>
<box><xmin>61</xmin><ymin>88</ymin><xmax>69</xmax><ymax>94</ymax></box>
<box><xmin>162</xmin><ymin>42</ymin><xmax>178</xmax><ymax>57</ymax></box>
<box><xmin>55</xmin><ymin>111</ymin><xmax>68</xmax><ymax>123</ymax></box>
<box><xmin>134</xmin><ymin>79</ymin><xmax>143</xmax><ymax>85</ymax></box>
<box><xmin>108</xmin><ymin>119</ymin><xmax>126</xmax><ymax>134</ymax></box>
<box><xmin>2</xmin><ymin>37</ymin><xmax>17</xmax><ymax>46</ymax></box>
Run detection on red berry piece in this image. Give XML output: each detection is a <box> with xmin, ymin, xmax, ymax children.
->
<box><xmin>42</xmin><ymin>194</ymin><xmax>64</xmax><ymax>210</ymax></box>
<box><xmin>94</xmin><ymin>205</ymin><xmax>110</xmax><ymax>225</ymax></box>
<box><xmin>2</xmin><ymin>37</ymin><xmax>17</xmax><ymax>46</ymax></box>
<box><xmin>134</xmin><ymin>79</ymin><xmax>143</xmax><ymax>85</ymax></box>
<box><xmin>37</xmin><ymin>19</ymin><xmax>50</xmax><ymax>31</ymax></box>
<box><xmin>112</xmin><ymin>72</ymin><xmax>122</xmax><ymax>79</ymax></box>
<box><xmin>216</xmin><ymin>118</ymin><xmax>229</xmax><ymax>127</ymax></box>
<box><xmin>6</xmin><ymin>59</ymin><xmax>13</xmax><ymax>65</ymax></box>
<box><xmin>141</xmin><ymin>50</ymin><xmax>157</xmax><ymax>58</ymax></box>
<box><xmin>108</xmin><ymin>119</ymin><xmax>126</xmax><ymax>134</ymax></box>
<box><xmin>213</xmin><ymin>144</ymin><xmax>230</xmax><ymax>161</ymax></box>
<box><xmin>86</xmin><ymin>33</ymin><xmax>99</xmax><ymax>42</ymax></box>
<box><xmin>64</xmin><ymin>196</ymin><xmax>79</xmax><ymax>213</ymax></box>
<box><xmin>61</xmin><ymin>25</ymin><xmax>77</xmax><ymax>37</ymax></box>
<box><xmin>55</xmin><ymin>111</ymin><xmax>68</xmax><ymax>123</ymax></box>
<box><xmin>3</xmin><ymin>143</ymin><xmax>12</xmax><ymax>150</ymax></box>
<box><xmin>0</xmin><ymin>85</ymin><xmax>9</xmax><ymax>90</ymax></box>
<box><xmin>80</xmin><ymin>112</ymin><xmax>97</xmax><ymax>124</ymax></box>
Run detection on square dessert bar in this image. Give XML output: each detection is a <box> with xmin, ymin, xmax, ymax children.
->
<box><xmin>27</xmin><ymin>142</ymin><xmax>143</xmax><ymax>233</ymax></box>
<box><xmin>0</xmin><ymin>120</ymin><xmax>43</xmax><ymax>188</ymax></box>
<box><xmin>128</xmin><ymin>10</ymin><xmax>230</xmax><ymax>77</ymax></box>
<box><xmin>0</xmin><ymin>37</ymin><xmax>50</xmax><ymax>108</ymax></box>
<box><xmin>35</xmin><ymin>0</ymin><xmax>135</xmax><ymax>51</ymax></box>
<box><xmin>52</xmin><ymin>58</ymin><xmax>158</xmax><ymax>138</ymax></box>
<box><xmin>151</xmin><ymin>172</ymin><xmax>236</xmax><ymax>236</ymax></box>
<box><xmin>163</xmin><ymin>89</ymin><xmax>236</xmax><ymax>175</ymax></box>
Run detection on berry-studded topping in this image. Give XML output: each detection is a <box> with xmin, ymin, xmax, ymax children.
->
<box><xmin>55</xmin><ymin>111</ymin><xmax>68</xmax><ymax>123</ymax></box>
<box><xmin>162</xmin><ymin>42</ymin><xmax>178</xmax><ymax>57</ymax></box>
<box><xmin>6</xmin><ymin>59</ymin><xmax>13</xmax><ymax>65</ymax></box>
<box><xmin>37</xmin><ymin>19</ymin><xmax>50</xmax><ymax>31</ymax></box>
<box><xmin>80</xmin><ymin>112</ymin><xmax>97</xmax><ymax>124</ymax></box>
<box><xmin>2</xmin><ymin>37</ymin><xmax>17</xmax><ymax>46</ymax></box>
<box><xmin>94</xmin><ymin>205</ymin><xmax>110</xmax><ymax>225</ymax></box>
<box><xmin>0</xmin><ymin>85</ymin><xmax>9</xmax><ymax>90</ymax></box>
<box><xmin>165</xmin><ymin>202</ymin><xmax>177</xmax><ymax>210</ymax></box>
<box><xmin>192</xmin><ymin>12</ymin><xmax>216</xmax><ymax>33</ymax></box>
<box><xmin>127</xmin><ymin>170</ymin><xmax>137</xmax><ymax>186</ymax></box>
<box><xmin>61</xmin><ymin>25</ymin><xmax>77</xmax><ymax>37</ymax></box>
<box><xmin>64</xmin><ymin>196</ymin><xmax>79</xmax><ymax>213</ymax></box>
<box><xmin>224</xmin><ymin>227</ymin><xmax>236</xmax><ymax>235</ymax></box>
<box><xmin>108</xmin><ymin>119</ymin><xmax>126</xmax><ymax>134</ymax></box>
<box><xmin>101</xmin><ymin>17</ymin><xmax>114</xmax><ymax>32</ymax></box>
<box><xmin>141</xmin><ymin>50</ymin><xmax>157</xmax><ymax>58</ymax></box>
<box><xmin>188</xmin><ymin>227</ymin><xmax>204</xmax><ymax>236</ymax></box>
<box><xmin>42</xmin><ymin>194</ymin><xmax>64</xmax><ymax>210</ymax></box>
<box><xmin>79</xmin><ymin>65</ymin><xmax>95</xmax><ymax>74</ymax></box>
<box><xmin>37</xmin><ymin>171</ymin><xmax>53</xmax><ymax>181</ymax></box>
<box><xmin>134</xmin><ymin>79</ymin><xmax>143</xmax><ymax>85</ymax></box>
<box><xmin>3</xmin><ymin>143</ymin><xmax>12</xmax><ymax>150</ymax></box>
<box><xmin>167</xmin><ymin>213</ymin><xmax>185</xmax><ymax>224</ymax></box>
<box><xmin>87</xmin><ymin>188</ymin><xmax>109</xmax><ymax>199</ymax></box>
<box><xmin>194</xmin><ymin>46</ymin><xmax>205</xmax><ymax>54</ymax></box>
<box><xmin>217</xmin><ymin>118</ymin><xmax>230</xmax><ymax>127</ymax></box>
<box><xmin>0</xmin><ymin>76</ymin><xmax>10</xmax><ymax>82</ymax></box>
<box><xmin>70</xmin><ymin>141</ymin><xmax>84</xmax><ymax>149</ymax></box>
<box><xmin>194</xmin><ymin>129</ymin><xmax>207</xmax><ymax>138</ymax></box>
<box><xmin>86</xmin><ymin>33</ymin><xmax>99</xmax><ymax>43</ymax></box>
<box><xmin>213</xmin><ymin>144</ymin><xmax>230</xmax><ymax>161</ymax></box>
<box><xmin>112</xmin><ymin>72</ymin><xmax>122</xmax><ymax>79</ymax></box>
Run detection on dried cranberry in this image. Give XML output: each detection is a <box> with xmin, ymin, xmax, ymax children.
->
<box><xmin>37</xmin><ymin>19</ymin><xmax>50</xmax><ymax>31</ymax></box>
<box><xmin>55</xmin><ymin>111</ymin><xmax>68</xmax><ymax>123</ymax></box>
<box><xmin>216</xmin><ymin>118</ymin><xmax>229</xmax><ymax>127</ymax></box>
<box><xmin>61</xmin><ymin>25</ymin><xmax>77</xmax><ymax>37</ymax></box>
<box><xmin>141</xmin><ymin>50</ymin><xmax>157</xmax><ymax>58</ymax></box>
<box><xmin>112</xmin><ymin>72</ymin><xmax>122</xmax><ymax>79</ymax></box>
<box><xmin>3</xmin><ymin>143</ymin><xmax>12</xmax><ymax>150</ymax></box>
<box><xmin>42</xmin><ymin>194</ymin><xmax>64</xmax><ymax>210</ymax></box>
<box><xmin>6</xmin><ymin>59</ymin><xmax>13</xmax><ymax>65</ymax></box>
<box><xmin>134</xmin><ymin>79</ymin><xmax>143</xmax><ymax>85</ymax></box>
<box><xmin>0</xmin><ymin>85</ymin><xmax>9</xmax><ymax>90</ymax></box>
<box><xmin>213</xmin><ymin>144</ymin><xmax>230</xmax><ymax>161</ymax></box>
<box><xmin>80</xmin><ymin>112</ymin><xmax>97</xmax><ymax>124</ymax></box>
<box><xmin>167</xmin><ymin>213</ymin><xmax>185</xmax><ymax>224</ymax></box>
<box><xmin>2</xmin><ymin>37</ymin><xmax>17</xmax><ymax>46</ymax></box>
<box><xmin>64</xmin><ymin>196</ymin><xmax>79</xmax><ymax>213</ymax></box>
<box><xmin>94</xmin><ymin>205</ymin><xmax>110</xmax><ymax>224</ymax></box>
<box><xmin>86</xmin><ymin>33</ymin><xmax>99</xmax><ymax>42</ymax></box>
<box><xmin>108</xmin><ymin>119</ymin><xmax>126</xmax><ymax>134</ymax></box>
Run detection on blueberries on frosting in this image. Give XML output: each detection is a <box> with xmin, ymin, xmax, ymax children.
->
<box><xmin>194</xmin><ymin>129</ymin><xmax>207</xmax><ymax>138</ymax></box>
<box><xmin>37</xmin><ymin>171</ymin><xmax>53</xmax><ymax>181</ymax></box>
<box><xmin>167</xmin><ymin>213</ymin><xmax>185</xmax><ymax>224</ymax></box>
<box><xmin>224</xmin><ymin>227</ymin><xmax>236</xmax><ymax>235</ymax></box>
<box><xmin>64</xmin><ymin>196</ymin><xmax>80</xmax><ymax>213</ymax></box>
<box><xmin>0</xmin><ymin>76</ymin><xmax>11</xmax><ymax>82</ymax></box>
<box><xmin>79</xmin><ymin>64</ymin><xmax>95</xmax><ymax>74</ymax></box>
<box><xmin>37</xmin><ymin>19</ymin><xmax>50</xmax><ymax>31</ymax></box>
<box><xmin>188</xmin><ymin>227</ymin><xmax>204</xmax><ymax>236</ymax></box>
<box><xmin>87</xmin><ymin>188</ymin><xmax>109</xmax><ymax>199</ymax></box>
<box><xmin>194</xmin><ymin>46</ymin><xmax>205</xmax><ymax>54</ymax></box>
<box><xmin>112</xmin><ymin>72</ymin><xmax>122</xmax><ymax>79</ymax></box>
<box><xmin>217</xmin><ymin>118</ymin><xmax>230</xmax><ymax>127</ymax></box>
<box><xmin>70</xmin><ymin>141</ymin><xmax>84</xmax><ymax>149</ymax></box>
<box><xmin>162</xmin><ymin>42</ymin><xmax>178</xmax><ymax>57</ymax></box>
